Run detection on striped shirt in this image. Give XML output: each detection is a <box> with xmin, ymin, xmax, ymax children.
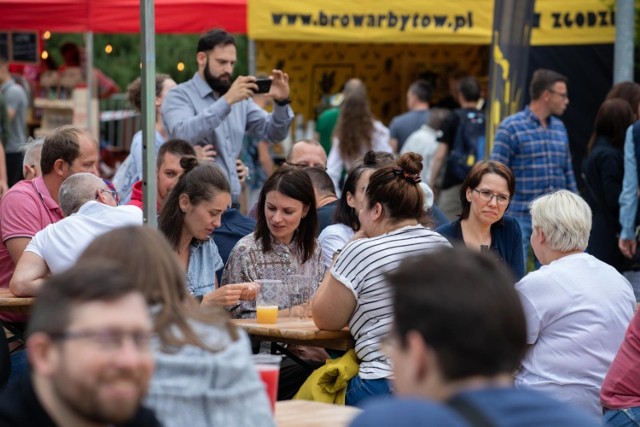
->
<box><xmin>490</xmin><ymin>106</ymin><xmax>577</xmax><ymax>218</ymax></box>
<box><xmin>331</xmin><ymin>225</ymin><xmax>451</xmax><ymax>380</ymax></box>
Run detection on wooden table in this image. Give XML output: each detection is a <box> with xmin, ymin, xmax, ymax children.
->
<box><xmin>234</xmin><ymin>318</ymin><xmax>354</xmax><ymax>351</ymax></box>
<box><xmin>0</xmin><ymin>289</ymin><xmax>34</xmax><ymax>315</ymax></box>
<box><xmin>275</xmin><ymin>400</ymin><xmax>361</xmax><ymax>427</ymax></box>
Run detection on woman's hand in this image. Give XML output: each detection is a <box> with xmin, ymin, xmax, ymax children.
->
<box><xmin>202</xmin><ymin>282</ymin><xmax>260</xmax><ymax>307</ymax></box>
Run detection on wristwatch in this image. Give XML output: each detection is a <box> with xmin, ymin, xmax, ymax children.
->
<box><xmin>274</xmin><ymin>97</ymin><xmax>291</xmax><ymax>106</ymax></box>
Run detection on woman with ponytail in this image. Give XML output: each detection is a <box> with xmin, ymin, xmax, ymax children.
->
<box><xmin>312</xmin><ymin>152</ymin><xmax>451</xmax><ymax>407</ymax></box>
<box><xmin>159</xmin><ymin>156</ymin><xmax>258</xmax><ymax>307</ymax></box>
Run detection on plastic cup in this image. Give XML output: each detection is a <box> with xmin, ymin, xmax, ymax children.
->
<box><xmin>252</xmin><ymin>354</ymin><xmax>282</xmax><ymax>412</ymax></box>
<box><xmin>286</xmin><ymin>275</ymin><xmax>312</xmax><ymax>321</ymax></box>
<box><xmin>256</xmin><ymin>279</ymin><xmax>281</xmax><ymax>324</ymax></box>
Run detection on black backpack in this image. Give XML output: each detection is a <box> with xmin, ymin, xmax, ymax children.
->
<box><xmin>446</xmin><ymin>109</ymin><xmax>486</xmax><ymax>183</ymax></box>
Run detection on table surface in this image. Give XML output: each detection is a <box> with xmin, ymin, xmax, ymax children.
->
<box><xmin>0</xmin><ymin>289</ymin><xmax>34</xmax><ymax>314</ymax></box>
<box><xmin>233</xmin><ymin>318</ymin><xmax>354</xmax><ymax>351</ymax></box>
<box><xmin>275</xmin><ymin>400</ymin><xmax>361</xmax><ymax>427</ymax></box>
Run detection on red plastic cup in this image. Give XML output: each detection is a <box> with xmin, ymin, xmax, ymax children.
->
<box><xmin>252</xmin><ymin>354</ymin><xmax>282</xmax><ymax>412</ymax></box>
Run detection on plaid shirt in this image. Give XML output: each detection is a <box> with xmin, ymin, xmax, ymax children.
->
<box><xmin>490</xmin><ymin>106</ymin><xmax>577</xmax><ymax>218</ymax></box>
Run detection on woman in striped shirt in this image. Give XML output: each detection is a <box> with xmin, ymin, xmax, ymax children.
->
<box><xmin>312</xmin><ymin>152</ymin><xmax>451</xmax><ymax>407</ymax></box>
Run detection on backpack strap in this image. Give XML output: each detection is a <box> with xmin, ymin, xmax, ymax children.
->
<box><xmin>447</xmin><ymin>394</ymin><xmax>496</xmax><ymax>427</ymax></box>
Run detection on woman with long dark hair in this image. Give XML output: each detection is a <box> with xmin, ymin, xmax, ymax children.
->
<box><xmin>326</xmin><ymin>80</ymin><xmax>392</xmax><ymax>194</ymax></box>
<box><xmin>584</xmin><ymin>99</ymin><xmax>636</xmax><ymax>274</ymax></box>
<box><xmin>158</xmin><ymin>156</ymin><xmax>257</xmax><ymax>306</ymax></box>
<box><xmin>221</xmin><ymin>167</ymin><xmax>325</xmax><ymax>319</ymax></box>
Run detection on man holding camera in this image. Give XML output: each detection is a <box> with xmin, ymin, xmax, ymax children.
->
<box><xmin>162</xmin><ymin>28</ymin><xmax>294</xmax><ymax>206</ymax></box>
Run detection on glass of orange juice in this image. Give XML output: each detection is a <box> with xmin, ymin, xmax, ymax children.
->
<box><xmin>256</xmin><ymin>279</ymin><xmax>281</xmax><ymax>324</ymax></box>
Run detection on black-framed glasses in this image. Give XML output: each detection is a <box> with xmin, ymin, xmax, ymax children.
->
<box><xmin>548</xmin><ymin>89</ymin><xmax>568</xmax><ymax>99</ymax></box>
<box><xmin>97</xmin><ymin>188</ymin><xmax>120</xmax><ymax>205</ymax></box>
<box><xmin>473</xmin><ymin>188</ymin><xmax>510</xmax><ymax>205</ymax></box>
<box><xmin>51</xmin><ymin>329</ymin><xmax>153</xmax><ymax>351</ymax></box>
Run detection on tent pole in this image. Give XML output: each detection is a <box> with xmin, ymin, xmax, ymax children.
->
<box><xmin>248</xmin><ymin>38</ymin><xmax>256</xmax><ymax>75</ymax></box>
<box><xmin>84</xmin><ymin>32</ymin><xmax>94</xmax><ymax>140</ymax></box>
<box><xmin>614</xmin><ymin>0</ymin><xmax>634</xmax><ymax>83</ymax></box>
<box><xmin>141</xmin><ymin>0</ymin><xmax>157</xmax><ymax>227</ymax></box>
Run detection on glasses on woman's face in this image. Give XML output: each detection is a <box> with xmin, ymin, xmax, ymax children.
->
<box><xmin>472</xmin><ymin>188</ymin><xmax>509</xmax><ymax>206</ymax></box>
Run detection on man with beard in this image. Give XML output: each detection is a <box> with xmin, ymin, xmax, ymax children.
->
<box><xmin>0</xmin><ymin>263</ymin><xmax>160</xmax><ymax>426</ymax></box>
<box><xmin>162</xmin><ymin>28</ymin><xmax>294</xmax><ymax>207</ymax></box>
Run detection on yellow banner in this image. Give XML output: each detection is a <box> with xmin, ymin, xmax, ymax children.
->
<box><xmin>248</xmin><ymin>0</ymin><xmax>494</xmax><ymax>44</ymax></box>
<box><xmin>249</xmin><ymin>0</ymin><xmax>615</xmax><ymax>46</ymax></box>
<box><xmin>530</xmin><ymin>0</ymin><xmax>615</xmax><ymax>46</ymax></box>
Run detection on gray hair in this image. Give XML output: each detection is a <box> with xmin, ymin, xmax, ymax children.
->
<box><xmin>529</xmin><ymin>190</ymin><xmax>591</xmax><ymax>252</ymax></box>
<box><xmin>22</xmin><ymin>137</ymin><xmax>45</xmax><ymax>172</ymax></box>
<box><xmin>58</xmin><ymin>173</ymin><xmax>106</xmax><ymax>216</ymax></box>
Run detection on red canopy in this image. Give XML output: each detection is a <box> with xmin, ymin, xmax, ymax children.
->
<box><xmin>0</xmin><ymin>0</ymin><xmax>246</xmax><ymax>33</ymax></box>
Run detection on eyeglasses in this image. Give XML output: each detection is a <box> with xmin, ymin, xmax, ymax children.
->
<box><xmin>548</xmin><ymin>89</ymin><xmax>568</xmax><ymax>99</ymax></box>
<box><xmin>97</xmin><ymin>188</ymin><xmax>120</xmax><ymax>205</ymax></box>
<box><xmin>287</xmin><ymin>162</ymin><xmax>327</xmax><ymax>170</ymax></box>
<box><xmin>473</xmin><ymin>188</ymin><xmax>510</xmax><ymax>205</ymax></box>
<box><xmin>52</xmin><ymin>329</ymin><xmax>153</xmax><ymax>352</ymax></box>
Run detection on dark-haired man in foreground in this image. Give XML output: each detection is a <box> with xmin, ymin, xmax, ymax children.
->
<box><xmin>0</xmin><ymin>263</ymin><xmax>160</xmax><ymax>426</ymax></box>
<box><xmin>350</xmin><ymin>248</ymin><xmax>599</xmax><ymax>426</ymax></box>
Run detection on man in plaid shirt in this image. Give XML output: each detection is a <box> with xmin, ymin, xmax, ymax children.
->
<box><xmin>490</xmin><ymin>69</ymin><xmax>577</xmax><ymax>267</ymax></box>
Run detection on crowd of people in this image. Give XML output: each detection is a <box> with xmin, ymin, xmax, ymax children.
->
<box><xmin>0</xmin><ymin>27</ymin><xmax>639</xmax><ymax>427</ymax></box>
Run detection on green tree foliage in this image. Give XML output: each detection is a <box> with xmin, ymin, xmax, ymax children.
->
<box><xmin>45</xmin><ymin>32</ymin><xmax>248</xmax><ymax>93</ymax></box>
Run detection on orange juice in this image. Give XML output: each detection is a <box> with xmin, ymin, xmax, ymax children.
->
<box><xmin>256</xmin><ymin>305</ymin><xmax>279</xmax><ymax>324</ymax></box>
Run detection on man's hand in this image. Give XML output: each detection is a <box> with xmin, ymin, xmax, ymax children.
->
<box><xmin>223</xmin><ymin>76</ymin><xmax>259</xmax><ymax>105</ymax></box>
<box><xmin>269</xmin><ymin>69</ymin><xmax>290</xmax><ymax>102</ymax></box>
<box><xmin>194</xmin><ymin>144</ymin><xmax>217</xmax><ymax>162</ymax></box>
<box><xmin>236</xmin><ymin>159</ymin><xmax>249</xmax><ymax>183</ymax></box>
<box><xmin>619</xmin><ymin>238</ymin><xmax>637</xmax><ymax>259</ymax></box>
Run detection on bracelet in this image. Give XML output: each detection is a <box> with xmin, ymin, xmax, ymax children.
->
<box><xmin>274</xmin><ymin>97</ymin><xmax>291</xmax><ymax>106</ymax></box>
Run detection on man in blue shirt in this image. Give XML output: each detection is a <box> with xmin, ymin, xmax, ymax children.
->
<box><xmin>490</xmin><ymin>69</ymin><xmax>577</xmax><ymax>266</ymax></box>
<box><xmin>350</xmin><ymin>248</ymin><xmax>599</xmax><ymax>427</ymax></box>
<box><xmin>162</xmin><ymin>29</ymin><xmax>294</xmax><ymax>207</ymax></box>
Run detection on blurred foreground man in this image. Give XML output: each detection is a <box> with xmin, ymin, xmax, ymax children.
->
<box><xmin>350</xmin><ymin>248</ymin><xmax>600</xmax><ymax>426</ymax></box>
<box><xmin>0</xmin><ymin>263</ymin><xmax>160</xmax><ymax>426</ymax></box>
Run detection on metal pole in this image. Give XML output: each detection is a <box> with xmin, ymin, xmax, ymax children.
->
<box><xmin>141</xmin><ymin>0</ymin><xmax>157</xmax><ymax>227</ymax></box>
<box><xmin>248</xmin><ymin>39</ymin><xmax>256</xmax><ymax>75</ymax></box>
<box><xmin>84</xmin><ymin>32</ymin><xmax>94</xmax><ymax>139</ymax></box>
<box><xmin>614</xmin><ymin>0</ymin><xmax>634</xmax><ymax>83</ymax></box>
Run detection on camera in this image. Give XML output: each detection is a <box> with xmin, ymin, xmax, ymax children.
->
<box><xmin>253</xmin><ymin>78</ymin><xmax>272</xmax><ymax>94</ymax></box>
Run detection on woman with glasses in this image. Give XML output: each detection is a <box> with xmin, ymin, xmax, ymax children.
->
<box><xmin>76</xmin><ymin>226</ymin><xmax>274</xmax><ymax>427</ymax></box>
<box><xmin>436</xmin><ymin>160</ymin><xmax>524</xmax><ymax>280</ymax></box>
<box><xmin>313</xmin><ymin>152</ymin><xmax>450</xmax><ymax>407</ymax></box>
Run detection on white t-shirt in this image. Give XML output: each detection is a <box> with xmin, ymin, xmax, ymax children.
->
<box><xmin>327</xmin><ymin>120</ymin><xmax>392</xmax><ymax>196</ymax></box>
<box><xmin>26</xmin><ymin>201</ymin><xmax>143</xmax><ymax>273</ymax></box>
<box><xmin>318</xmin><ymin>223</ymin><xmax>354</xmax><ymax>268</ymax></box>
<box><xmin>400</xmin><ymin>124</ymin><xmax>440</xmax><ymax>185</ymax></box>
<box><xmin>514</xmin><ymin>252</ymin><xmax>635</xmax><ymax>418</ymax></box>
<box><xmin>331</xmin><ymin>225</ymin><xmax>450</xmax><ymax>380</ymax></box>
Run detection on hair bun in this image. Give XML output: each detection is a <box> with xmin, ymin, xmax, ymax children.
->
<box><xmin>395</xmin><ymin>152</ymin><xmax>423</xmax><ymax>182</ymax></box>
<box><xmin>180</xmin><ymin>155</ymin><xmax>199</xmax><ymax>174</ymax></box>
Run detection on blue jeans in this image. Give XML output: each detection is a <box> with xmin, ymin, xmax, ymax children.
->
<box><xmin>514</xmin><ymin>215</ymin><xmax>540</xmax><ymax>270</ymax></box>
<box><xmin>345</xmin><ymin>375</ymin><xmax>392</xmax><ymax>408</ymax></box>
<box><xmin>603</xmin><ymin>407</ymin><xmax>640</xmax><ymax>426</ymax></box>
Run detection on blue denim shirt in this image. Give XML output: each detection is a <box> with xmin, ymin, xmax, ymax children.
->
<box><xmin>186</xmin><ymin>237</ymin><xmax>224</xmax><ymax>297</ymax></box>
<box><xmin>619</xmin><ymin>125</ymin><xmax>637</xmax><ymax>240</ymax></box>
<box><xmin>162</xmin><ymin>73</ymin><xmax>294</xmax><ymax>202</ymax></box>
